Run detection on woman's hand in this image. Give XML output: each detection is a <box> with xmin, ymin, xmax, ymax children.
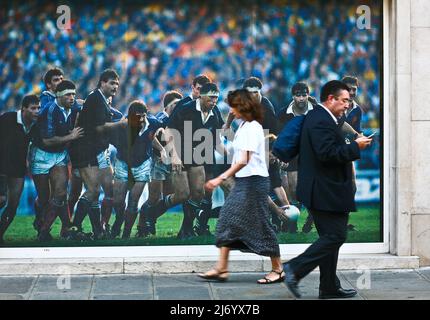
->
<box><xmin>205</xmin><ymin>177</ymin><xmax>223</xmax><ymax>192</ymax></box>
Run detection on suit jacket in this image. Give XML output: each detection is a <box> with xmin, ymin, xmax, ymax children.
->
<box><xmin>296</xmin><ymin>105</ymin><xmax>361</xmax><ymax>213</ymax></box>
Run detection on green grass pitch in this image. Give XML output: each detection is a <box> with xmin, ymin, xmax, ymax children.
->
<box><xmin>1</xmin><ymin>204</ymin><xmax>381</xmax><ymax>247</ymax></box>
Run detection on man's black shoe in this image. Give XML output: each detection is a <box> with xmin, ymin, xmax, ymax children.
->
<box><xmin>318</xmin><ymin>288</ymin><xmax>357</xmax><ymax>299</ymax></box>
<box><xmin>283</xmin><ymin>263</ymin><xmax>301</xmax><ymax>298</ymax></box>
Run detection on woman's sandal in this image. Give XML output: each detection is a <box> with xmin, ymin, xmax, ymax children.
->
<box><xmin>197</xmin><ymin>268</ymin><xmax>229</xmax><ymax>282</ymax></box>
<box><xmin>257</xmin><ymin>269</ymin><xmax>285</xmax><ymax>284</ymax></box>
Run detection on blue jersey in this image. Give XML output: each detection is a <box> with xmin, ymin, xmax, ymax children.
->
<box><xmin>32</xmin><ymin>100</ymin><xmax>80</xmax><ymax>153</ymax></box>
<box><xmin>154</xmin><ymin>111</ymin><xmax>170</xmax><ymax>128</ymax></box>
<box><xmin>345</xmin><ymin>102</ymin><xmax>362</xmax><ymax>133</ymax></box>
<box><xmin>40</xmin><ymin>91</ymin><xmax>56</xmax><ymax>111</ymax></box>
<box><xmin>40</xmin><ymin>91</ymin><xmax>82</xmax><ymax>113</ymax></box>
<box><xmin>110</xmin><ymin>107</ymin><xmax>123</xmax><ymax>122</ymax></box>
<box><xmin>111</xmin><ymin>117</ymin><xmax>162</xmax><ymax>167</ymax></box>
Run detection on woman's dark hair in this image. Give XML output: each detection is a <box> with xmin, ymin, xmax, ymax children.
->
<box><xmin>227</xmin><ymin>89</ymin><xmax>263</xmax><ymax>124</ymax></box>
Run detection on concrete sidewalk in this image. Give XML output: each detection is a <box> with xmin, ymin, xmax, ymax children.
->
<box><xmin>0</xmin><ymin>268</ymin><xmax>429</xmax><ymax>300</ymax></box>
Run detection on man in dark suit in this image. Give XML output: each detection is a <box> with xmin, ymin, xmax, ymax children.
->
<box><xmin>283</xmin><ymin>80</ymin><xmax>372</xmax><ymax>299</ymax></box>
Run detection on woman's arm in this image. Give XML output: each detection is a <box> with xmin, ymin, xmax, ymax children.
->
<box><xmin>205</xmin><ymin>150</ymin><xmax>251</xmax><ymax>192</ymax></box>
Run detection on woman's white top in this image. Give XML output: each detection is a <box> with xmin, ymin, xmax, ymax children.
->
<box><xmin>232</xmin><ymin>120</ymin><xmax>269</xmax><ymax>178</ymax></box>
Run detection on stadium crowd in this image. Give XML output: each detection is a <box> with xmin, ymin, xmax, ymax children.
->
<box><xmin>1</xmin><ymin>0</ymin><xmax>381</xmax><ymax>127</ymax></box>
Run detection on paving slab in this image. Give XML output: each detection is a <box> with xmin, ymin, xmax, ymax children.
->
<box><xmin>155</xmin><ymin>286</ymin><xmax>211</xmax><ymax>300</ymax></box>
<box><xmin>92</xmin><ymin>274</ymin><xmax>152</xmax><ymax>296</ymax></box>
<box><xmin>155</xmin><ymin>273</ymin><xmax>211</xmax><ymax>287</ymax></box>
<box><xmin>213</xmin><ymin>286</ymin><xmax>293</xmax><ymax>300</ymax></box>
<box><xmin>0</xmin><ymin>276</ymin><xmax>36</xmax><ymax>294</ymax></box>
<box><xmin>341</xmin><ymin>269</ymin><xmax>430</xmax><ymax>291</ymax></box>
<box><xmin>31</xmin><ymin>292</ymin><xmax>89</xmax><ymax>300</ymax></box>
<box><xmin>416</xmin><ymin>267</ymin><xmax>430</xmax><ymax>281</ymax></box>
<box><xmin>0</xmin><ymin>294</ymin><xmax>25</xmax><ymax>300</ymax></box>
<box><xmin>33</xmin><ymin>275</ymin><xmax>93</xmax><ymax>294</ymax></box>
<box><xmin>356</xmin><ymin>290</ymin><xmax>430</xmax><ymax>300</ymax></box>
<box><xmin>93</xmin><ymin>294</ymin><xmax>153</xmax><ymax>300</ymax></box>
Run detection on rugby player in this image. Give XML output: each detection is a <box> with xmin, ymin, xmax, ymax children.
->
<box><xmin>0</xmin><ymin>95</ymin><xmax>40</xmax><ymax>243</ymax></box>
<box><xmin>109</xmin><ymin>100</ymin><xmax>162</xmax><ymax>238</ymax></box>
<box><xmin>69</xmin><ymin>69</ymin><xmax>126</xmax><ymax>240</ymax></box>
<box><xmin>136</xmin><ymin>91</ymin><xmax>190</xmax><ymax>237</ymax></box>
<box><xmin>30</xmin><ymin>80</ymin><xmax>83</xmax><ymax>241</ymax></box>
<box><xmin>166</xmin><ymin>83</ymin><xmax>225</xmax><ymax>239</ymax></box>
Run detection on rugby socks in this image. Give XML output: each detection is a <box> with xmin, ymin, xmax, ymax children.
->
<box><xmin>122</xmin><ymin>200</ymin><xmax>139</xmax><ymax>239</ymax></box>
<box><xmin>111</xmin><ymin>202</ymin><xmax>125</xmax><ymax>238</ymax></box>
<box><xmin>88</xmin><ymin>202</ymin><xmax>103</xmax><ymax>238</ymax></box>
<box><xmin>0</xmin><ymin>210</ymin><xmax>14</xmax><ymax>240</ymax></box>
<box><xmin>55</xmin><ymin>199</ymin><xmax>72</xmax><ymax>236</ymax></box>
<box><xmin>137</xmin><ymin>201</ymin><xmax>150</xmax><ymax>232</ymax></box>
<box><xmin>178</xmin><ymin>199</ymin><xmax>200</xmax><ymax>238</ymax></box>
<box><xmin>73</xmin><ymin>197</ymin><xmax>90</xmax><ymax>231</ymax></box>
<box><xmin>194</xmin><ymin>198</ymin><xmax>212</xmax><ymax>234</ymax></box>
<box><xmin>101</xmin><ymin>197</ymin><xmax>113</xmax><ymax>229</ymax></box>
<box><xmin>122</xmin><ymin>210</ymin><xmax>138</xmax><ymax>239</ymax></box>
<box><xmin>33</xmin><ymin>198</ymin><xmax>43</xmax><ymax>232</ymax></box>
<box><xmin>153</xmin><ymin>195</ymin><xmax>171</xmax><ymax>220</ymax></box>
<box><xmin>40</xmin><ymin>199</ymin><xmax>58</xmax><ymax>233</ymax></box>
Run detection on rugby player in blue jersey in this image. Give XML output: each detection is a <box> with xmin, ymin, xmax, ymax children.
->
<box><xmin>29</xmin><ymin>80</ymin><xmax>84</xmax><ymax>241</ymax></box>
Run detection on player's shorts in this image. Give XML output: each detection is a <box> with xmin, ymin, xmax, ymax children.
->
<box><xmin>29</xmin><ymin>146</ymin><xmax>68</xmax><ymax>175</ymax></box>
<box><xmin>150</xmin><ymin>157</ymin><xmax>171</xmax><ymax>181</ymax></box>
<box><xmin>114</xmin><ymin>158</ymin><xmax>152</xmax><ymax>183</ymax></box>
<box><xmin>96</xmin><ymin>149</ymin><xmax>111</xmax><ymax>169</ymax></box>
<box><xmin>71</xmin><ymin>149</ymin><xmax>111</xmax><ymax>175</ymax></box>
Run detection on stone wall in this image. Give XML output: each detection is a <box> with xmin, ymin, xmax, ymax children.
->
<box><xmin>394</xmin><ymin>0</ymin><xmax>430</xmax><ymax>266</ymax></box>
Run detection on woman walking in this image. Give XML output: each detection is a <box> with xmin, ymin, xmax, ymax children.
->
<box><xmin>198</xmin><ymin>89</ymin><xmax>284</xmax><ymax>284</ymax></box>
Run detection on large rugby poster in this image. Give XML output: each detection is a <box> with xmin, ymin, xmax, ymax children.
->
<box><xmin>0</xmin><ymin>0</ymin><xmax>382</xmax><ymax>247</ymax></box>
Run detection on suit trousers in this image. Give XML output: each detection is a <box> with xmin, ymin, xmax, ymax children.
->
<box><xmin>288</xmin><ymin>209</ymin><xmax>349</xmax><ymax>291</ymax></box>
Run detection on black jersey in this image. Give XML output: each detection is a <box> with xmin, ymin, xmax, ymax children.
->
<box><xmin>69</xmin><ymin>89</ymin><xmax>113</xmax><ymax>168</ymax></box>
<box><xmin>0</xmin><ymin>111</ymin><xmax>34</xmax><ymax>177</ymax></box>
<box><xmin>261</xmin><ymin>96</ymin><xmax>279</xmax><ymax>135</ymax></box>
<box><xmin>168</xmin><ymin>99</ymin><xmax>224</xmax><ymax>167</ymax></box>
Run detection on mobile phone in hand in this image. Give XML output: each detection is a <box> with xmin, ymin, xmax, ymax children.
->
<box><xmin>367</xmin><ymin>132</ymin><xmax>376</xmax><ymax>138</ymax></box>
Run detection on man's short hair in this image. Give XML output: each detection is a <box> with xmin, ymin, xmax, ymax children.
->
<box><xmin>200</xmin><ymin>83</ymin><xmax>219</xmax><ymax>96</ymax></box>
<box><xmin>341</xmin><ymin>76</ymin><xmax>359</xmax><ymax>87</ymax></box>
<box><xmin>192</xmin><ymin>75</ymin><xmax>211</xmax><ymax>87</ymax></box>
<box><xmin>98</xmin><ymin>69</ymin><xmax>119</xmax><ymax>87</ymax></box>
<box><xmin>234</xmin><ymin>78</ymin><xmax>245</xmax><ymax>89</ymax></box>
<box><xmin>55</xmin><ymin>80</ymin><xmax>76</xmax><ymax>93</ymax></box>
<box><xmin>320</xmin><ymin>80</ymin><xmax>350</xmax><ymax>103</ymax></box>
<box><xmin>291</xmin><ymin>82</ymin><xmax>310</xmax><ymax>95</ymax></box>
<box><xmin>43</xmin><ymin>68</ymin><xmax>64</xmax><ymax>86</ymax></box>
<box><xmin>21</xmin><ymin>94</ymin><xmax>40</xmax><ymax>109</ymax></box>
<box><xmin>128</xmin><ymin>100</ymin><xmax>147</xmax><ymax>115</ymax></box>
<box><xmin>242</xmin><ymin>77</ymin><xmax>263</xmax><ymax>90</ymax></box>
<box><xmin>163</xmin><ymin>90</ymin><xmax>183</xmax><ymax>109</ymax></box>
